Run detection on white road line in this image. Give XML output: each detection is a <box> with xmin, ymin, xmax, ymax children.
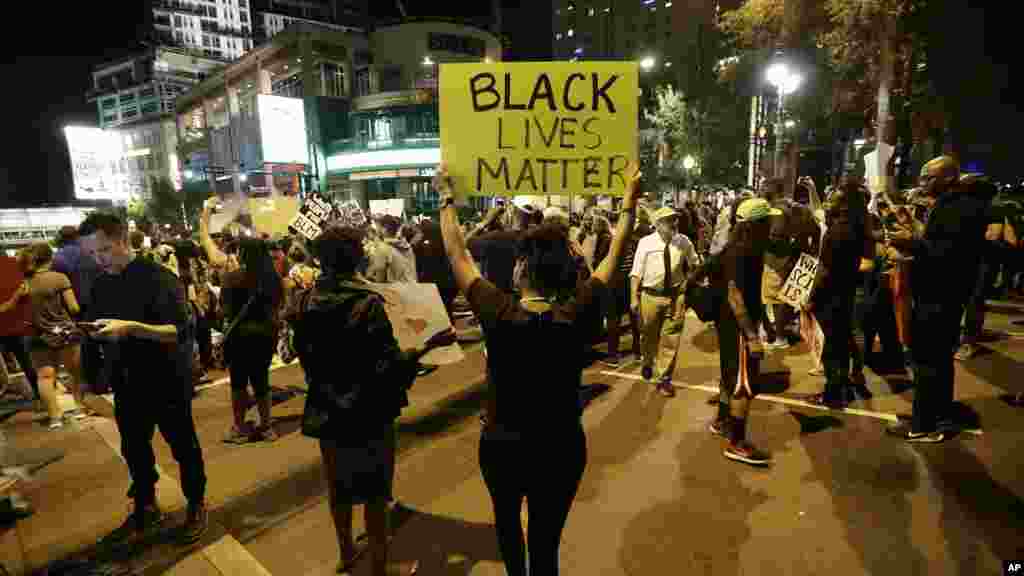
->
<box><xmin>597</xmin><ymin>370</ymin><xmax>984</xmax><ymax>436</ymax></box>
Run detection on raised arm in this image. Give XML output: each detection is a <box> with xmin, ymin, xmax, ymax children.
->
<box><xmin>435</xmin><ymin>165</ymin><xmax>484</xmax><ymax>294</ymax></box>
<box><xmin>592</xmin><ymin>162</ymin><xmax>641</xmax><ymax>285</ymax></box>
<box><xmin>199</xmin><ymin>197</ymin><xmax>228</xmax><ymax>269</ymax></box>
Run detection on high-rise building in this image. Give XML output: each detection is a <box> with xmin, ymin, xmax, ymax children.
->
<box><xmin>550</xmin><ymin>0</ymin><xmax>740</xmax><ymax>71</ymax></box>
<box><xmin>152</xmin><ymin>0</ymin><xmax>255</xmax><ymax>61</ymax></box>
<box><xmin>252</xmin><ymin>0</ymin><xmax>367</xmax><ymax>43</ymax></box>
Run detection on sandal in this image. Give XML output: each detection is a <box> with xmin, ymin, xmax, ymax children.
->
<box><xmin>337</xmin><ymin>542</ymin><xmax>368</xmax><ymax>574</ymax></box>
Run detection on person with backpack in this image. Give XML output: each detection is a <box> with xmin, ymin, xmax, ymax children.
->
<box><xmin>435</xmin><ymin>161</ymin><xmax>641</xmax><ymax>576</ymax></box>
<box><xmin>286</xmin><ymin>225</ymin><xmax>454</xmax><ymax>576</ymax></box>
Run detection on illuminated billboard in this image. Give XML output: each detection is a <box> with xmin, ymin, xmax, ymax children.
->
<box><xmin>64</xmin><ymin>126</ymin><xmax>128</xmax><ymax>201</ymax></box>
<box><xmin>257</xmin><ymin>94</ymin><xmax>309</xmax><ymax>165</ymax></box>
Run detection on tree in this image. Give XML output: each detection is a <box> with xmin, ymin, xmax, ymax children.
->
<box><xmin>720</xmin><ymin>0</ymin><xmax>935</xmax><ymax>193</ymax></box>
<box><xmin>644</xmin><ymin>85</ymin><xmax>702</xmax><ymax>190</ymax></box>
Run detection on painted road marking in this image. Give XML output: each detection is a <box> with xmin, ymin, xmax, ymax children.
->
<box><xmin>597</xmin><ymin>370</ymin><xmax>984</xmax><ymax>436</ymax></box>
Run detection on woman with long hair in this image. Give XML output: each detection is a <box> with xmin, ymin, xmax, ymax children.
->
<box><xmin>200</xmin><ymin>199</ymin><xmax>284</xmax><ymax>444</ymax></box>
<box><xmin>436</xmin><ymin>162</ymin><xmax>642</xmax><ymax>576</ymax></box>
<box><xmin>21</xmin><ymin>243</ymin><xmax>85</xmax><ymax>428</ymax></box>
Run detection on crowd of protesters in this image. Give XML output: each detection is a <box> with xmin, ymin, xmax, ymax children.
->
<box><xmin>1</xmin><ymin>152</ymin><xmax>1023</xmax><ymax>575</ymax></box>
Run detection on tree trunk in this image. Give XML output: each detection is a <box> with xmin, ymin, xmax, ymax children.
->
<box><xmin>896</xmin><ymin>41</ymin><xmax>916</xmax><ymax>190</ymax></box>
<box><xmin>876</xmin><ymin>17</ymin><xmax>896</xmax><ymax>200</ymax></box>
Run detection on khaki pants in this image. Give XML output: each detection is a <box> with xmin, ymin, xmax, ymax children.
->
<box><xmin>639</xmin><ymin>291</ymin><xmax>685</xmax><ymax>381</ymax></box>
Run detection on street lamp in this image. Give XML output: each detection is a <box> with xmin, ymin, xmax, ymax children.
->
<box><xmin>765</xmin><ymin>61</ymin><xmax>803</xmax><ymax>183</ymax></box>
<box><xmin>683</xmin><ymin>155</ymin><xmax>696</xmax><ymax>171</ymax></box>
<box><xmin>640</xmin><ymin>56</ymin><xmax>656</xmax><ymax>71</ymax></box>
<box><xmin>422</xmin><ymin>56</ymin><xmax>434</xmax><ymax>67</ymax></box>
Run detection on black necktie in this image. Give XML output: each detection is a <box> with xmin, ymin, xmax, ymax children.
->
<box><xmin>662</xmin><ymin>245</ymin><xmax>672</xmax><ymax>296</ymax></box>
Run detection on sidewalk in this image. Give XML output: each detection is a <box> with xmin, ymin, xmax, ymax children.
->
<box><xmin>0</xmin><ymin>343</ymin><xmax>487</xmax><ymax>576</ymax></box>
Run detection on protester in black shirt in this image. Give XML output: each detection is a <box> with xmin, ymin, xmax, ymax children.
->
<box><xmin>886</xmin><ymin>156</ymin><xmax>992</xmax><ymax>442</ymax></box>
<box><xmin>707</xmin><ymin>198</ymin><xmax>778</xmax><ymax>466</ymax></box>
<box><xmin>436</xmin><ymin>161</ymin><xmax>641</xmax><ymax>576</ymax></box>
<box><xmin>287</xmin><ymin>225</ymin><xmax>454</xmax><ymax>576</ymax></box>
<box><xmin>85</xmin><ymin>212</ymin><xmax>208</xmax><ymax>546</ymax></box>
<box><xmin>467</xmin><ymin>202</ymin><xmax>539</xmax><ymax>294</ymax></box>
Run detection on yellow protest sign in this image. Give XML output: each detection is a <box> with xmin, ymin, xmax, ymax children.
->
<box><xmin>440</xmin><ymin>61</ymin><xmax>638</xmax><ymax>197</ymax></box>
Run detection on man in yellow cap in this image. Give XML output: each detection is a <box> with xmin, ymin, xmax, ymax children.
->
<box><xmin>885</xmin><ymin>156</ymin><xmax>991</xmax><ymax>442</ymax></box>
<box><xmin>707</xmin><ymin>197</ymin><xmax>780</xmax><ymax>465</ymax></box>
<box><xmin>629</xmin><ymin>206</ymin><xmax>700</xmax><ymax>396</ymax></box>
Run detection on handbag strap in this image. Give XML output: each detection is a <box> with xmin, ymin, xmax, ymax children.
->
<box><xmin>223</xmin><ymin>293</ymin><xmax>257</xmax><ymax>341</ymax></box>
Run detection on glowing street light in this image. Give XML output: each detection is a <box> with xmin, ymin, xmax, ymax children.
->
<box><xmin>765</xmin><ymin>63</ymin><xmax>802</xmax><ymax>96</ymax></box>
<box><xmin>683</xmin><ymin>155</ymin><xmax>696</xmax><ymax>171</ymax></box>
<box><xmin>640</xmin><ymin>56</ymin><xmax>656</xmax><ymax>71</ymax></box>
<box><xmin>422</xmin><ymin>55</ymin><xmax>434</xmax><ymax>66</ymax></box>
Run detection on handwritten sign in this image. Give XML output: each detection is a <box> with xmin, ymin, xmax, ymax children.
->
<box><xmin>779</xmin><ymin>253</ymin><xmax>819</xmax><ymax>309</ymax></box>
<box><xmin>372</xmin><ymin>283</ymin><xmax>464</xmax><ymax>365</ymax></box>
<box><xmin>288</xmin><ymin>193</ymin><xmax>335</xmax><ymax>240</ymax></box>
<box><xmin>440</xmin><ymin>62</ymin><xmax>638</xmax><ymax>197</ymax></box>
<box><xmin>369</xmin><ymin>199</ymin><xmax>406</xmax><ymax>218</ymax></box>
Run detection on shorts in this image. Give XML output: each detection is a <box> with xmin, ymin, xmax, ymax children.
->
<box><xmin>30</xmin><ymin>344</ymin><xmax>77</xmax><ymax>370</ymax></box>
<box><xmin>320</xmin><ymin>428</ymin><xmax>396</xmax><ymax>505</ymax></box>
<box><xmin>762</xmin><ymin>266</ymin><xmax>785</xmax><ymax>305</ymax></box>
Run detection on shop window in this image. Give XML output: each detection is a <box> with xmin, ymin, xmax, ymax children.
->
<box><xmin>355</xmin><ymin>68</ymin><xmax>371</xmax><ymax>97</ymax></box>
<box><xmin>378</xmin><ymin>67</ymin><xmax>402</xmax><ymax>92</ymax></box>
<box><xmin>323</xmin><ymin>62</ymin><xmax>346</xmax><ymax>98</ymax></box>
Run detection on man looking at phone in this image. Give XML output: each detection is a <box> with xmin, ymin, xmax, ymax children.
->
<box><xmin>84</xmin><ymin>212</ymin><xmax>208</xmax><ymax>546</ymax></box>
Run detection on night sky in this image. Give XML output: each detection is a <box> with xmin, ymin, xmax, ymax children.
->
<box><xmin>0</xmin><ymin>1</ymin><xmax>1018</xmax><ymax>208</ymax></box>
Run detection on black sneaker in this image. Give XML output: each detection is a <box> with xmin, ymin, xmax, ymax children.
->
<box><xmin>641</xmin><ymin>365</ymin><xmax>653</xmax><ymax>381</ymax></box>
<box><xmin>724</xmin><ymin>442</ymin><xmax>772</xmax><ymax>466</ymax></box>
<box><xmin>886</xmin><ymin>423</ymin><xmax>946</xmax><ymax>443</ymax></box>
<box><xmin>100</xmin><ymin>505</ymin><xmax>164</xmax><ymax>547</ymax></box>
<box><xmin>181</xmin><ymin>501</ymin><xmax>208</xmax><ymax>545</ymax></box>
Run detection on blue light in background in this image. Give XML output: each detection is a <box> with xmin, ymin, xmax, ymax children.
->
<box><xmin>574</xmin><ymin>47</ymin><xmax>584</xmax><ymax>55</ymax></box>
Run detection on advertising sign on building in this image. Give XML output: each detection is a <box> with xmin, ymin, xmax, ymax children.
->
<box><xmin>258</xmin><ymin>94</ymin><xmax>310</xmax><ymax>165</ymax></box>
<box><xmin>64</xmin><ymin>127</ymin><xmax>128</xmax><ymax>201</ymax></box>
<box><xmin>439</xmin><ymin>62</ymin><xmax>638</xmax><ymax>196</ymax></box>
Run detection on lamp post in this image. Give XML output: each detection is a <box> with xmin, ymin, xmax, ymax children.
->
<box><xmin>765</xmin><ymin>62</ymin><xmax>802</xmax><ymax>193</ymax></box>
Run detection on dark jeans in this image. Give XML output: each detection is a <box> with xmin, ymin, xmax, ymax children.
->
<box><xmin>607</xmin><ymin>274</ymin><xmax>640</xmax><ymax>358</ymax></box>
<box><xmin>716</xmin><ymin>313</ymin><xmax>761</xmax><ymax>404</ymax></box>
<box><xmin>479</xmin><ymin>425</ymin><xmax>586</xmax><ymax>576</ymax></box>
<box><xmin>910</xmin><ymin>301</ymin><xmax>962</xmax><ymax>432</ymax></box>
<box><xmin>114</xmin><ymin>393</ymin><xmax>206</xmax><ymax>509</ymax></box>
<box><xmin>816</xmin><ymin>286</ymin><xmax>855</xmax><ymax>403</ymax></box>
<box><xmin>0</xmin><ymin>335</ymin><xmax>38</xmax><ymax>400</ymax></box>
<box><xmin>862</xmin><ymin>281</ymin><xmax>902</xmax><ymax>363</ymax></box>
<box><xmin>763</xmin><ymin>304</ymin><xmax>791</xmax><ymax>342</ymax></box>
<box><xmin>227</xmin><ymin>333</ymin><xmax>275</xmax><ymax>397</ymax></box>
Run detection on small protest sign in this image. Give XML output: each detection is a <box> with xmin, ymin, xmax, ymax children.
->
<box><xmin>288</xmin><ymin>192</ymin><xmax>335</xmax><ymax>240</ymax></box>
<box><xmin>440</xmin><ymin>61</ymin><xmax>638</xmax><ymax>197</ymax></box>
<box><xmin>369</xmin><ymin>199</ymin><xmax>406</xmax><ymax>218</ymax></box>
<box><xmin>778</xmin><ymin>253</ymin><xmax>820</xmax><ymax>309</ymax></box>
<box><xmin>372</xmin><ymin>283</ymin><xmax>464</xmax><ymax>365</ymax></box>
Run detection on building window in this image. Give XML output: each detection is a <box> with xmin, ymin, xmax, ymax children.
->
<box><xmin>123</xmin><ymin>107</ymin><xmax>139</xmax><ymax>119</ymax></box>
<box><xmin>141</xmin><ymin>102</ymin><xmax>159</xmax><ymax>116</ymax></box>
<box><xmin>271</xmin><ymin>73</ymin><xmax>304</xmax><ymax>98</ymax></box>
<box><xmin>567</xmin><ymin>1</ymin><xmax>575</xmax><ymax>10</ymax></box>
<box><xmin>588</xmin><ymin>7</ymin><xmax>595</xmax><ymax>15</ymax></box>
<box><xmin>102</xmin><ymin>114</ymin><xmax>117</xmax><ymax>125</ymax></box>
<box><xmin>414</xmin><ymin>180</ymin><xmax>439</xmax><ymax>213</ymax></box>
<box><xmin>139</xmin><ymin>86</ymin><xmax>156</xmax><ymax>99</ymax></box>
<box><xmin>101</xmin><ymin>98</ymin><xmax>117</xmax><ymax>110</ymax></box>
<box><xmin>119</xmin><ymin>92</ymin><xmax>136</xmax><ymax>103</ymax></box>
<box><xmin>556</xmin><ymin>32</ymin><xmax>562</xmax><ymax>40</ymax></box>
<box><xmin>355</xmin><ymin>68</ymin><xmax>371</xmax><ymax>96</ymax></box>
<box><xmin>378</xmin><ymin>67</ymin><xmax>402</xmax><ymax>92</ymax></box>
<box><xmin>323</xmin><ymin>62</ymin><xmax>346</xmax><ymax>98</ymax></box>
<box><xmin>174</xmin><ymin>15</ymin><xmax>183</xmax><ymax>27</ymax></box>
<box><xmin>241</xmin><ymin>11</ymin><xmax>248</xmax><ymax>23</ymax></box>
<box><xmin>238</xmin><ymin>0</ymin><xmax>247</xmax><ymax>6</ymax></box>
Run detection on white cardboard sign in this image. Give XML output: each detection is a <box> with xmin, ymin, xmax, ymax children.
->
<box><xmin>371</xmin><ymin>283</ymin><xmax>464</xmax><ymax>366</ymax></box>
<box><xmin>779</xmin><ymin>252</ymin><xmax>819</xmax><ymax>309</ymax></box>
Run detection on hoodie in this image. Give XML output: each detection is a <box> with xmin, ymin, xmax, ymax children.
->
<box><xmin>367</xmin><ymin>236</ymin><xmax>418</xmax><ymax>283</ymax></box>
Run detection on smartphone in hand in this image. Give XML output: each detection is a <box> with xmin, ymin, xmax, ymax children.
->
<box><xmin>76</xmin><ymin>321</ymin><xmax>106</xmax><ymax>335</ymax></box>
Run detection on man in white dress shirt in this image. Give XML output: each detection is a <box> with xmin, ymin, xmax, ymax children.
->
<box><xmin>630</xmin><ymin>207</ymin><xmax>701</xmax><ymax>396</ymax></box>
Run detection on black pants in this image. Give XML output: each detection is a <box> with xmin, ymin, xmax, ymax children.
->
<box><xmin>862</xmin><ymin>282</ymin><xmax>902</xmax><ymax>363</ymax></box>
<box><xmin>607</xmin><ymin>273</ymin><xmax>640</xmax><ymax>358</ymax></box>
<box><xmin>195</xmin><ymin>313</ymin><xmax>213</xmax><ymax>370</ymax></box>
<box><xmin>763</xmin><ymin>304</ymin><xmax>791</xmax><ymax>342</ymax></box>
<box><xmin>962</xmin><ymin>261</ymin><xmax>989</xmax><ymax>344</ymax></box>
<box><xmin>0</xmin><ymin>335</ymin><xmax>38</xmax><ymax>400</ymax></box>
<box><xmin>227</xmin><ymin>333</ymin><xmax>274</xmax><ymax>397</ymax></box>
<box><xmin>911</xmin><ymin>301</ymin><xmax>961</xmax><ymax>432</ymax></box>
<box><xmin>815</xmin><ymin>285</ymin><xmax>855</xmax><ymax>403</ymax></box>
<box><xmin>716</xmin><ymin>312</ymin><xmax>761</xmax><ymax>405</ymax></box>
<box><xmin>479</xmin><ymin>425</ymin><xmax>586</xmax><ymax>576</ymax></box>
<box><xmin>114</xmin><ymin>393</ymin><xmax>206</xmax><ymax>509</ymax></box>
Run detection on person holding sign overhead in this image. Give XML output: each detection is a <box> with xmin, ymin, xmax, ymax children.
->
<box><xmin>629</xmin><ymin>207</ymin><xmax>700</xmax><ymax>397</ymax></box>
<box><xmin>435</xmin><ymin>159</ymin><xmax>642</xmax><ymax>576</ymax></box>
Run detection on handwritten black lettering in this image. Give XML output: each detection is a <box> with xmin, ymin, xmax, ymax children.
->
<box><xmin>504</xmin><ymin>73</ymin><xmax>526</xmax><ymax>110</ymax></box>
<box><xmin>607</xmin><ymin>155</ymin><xmax>627</xmax><ymax>188</ymax></box>
<box><xmin>559</xmin><ymin>118</ymin><xmax>578</xmax><ymax>149</ymax></box>
<box><xmin>583</xmin><ymin>157</ymin><xmax>601</xmax><ymax>188</ymax></box>
<box><xmin>537</xmin><ymin>158</ymin><xmax>557</xmax><ymax>192</ymax></box>
<box><xmin>477</xmin><ymin>157</ymin><xmax>510</xmax><ymax>190</ymax></box>
<box><xmin>470</xmin><ymin>73</ymin><xmax>499</xmax><ymax>112</ymax></box>
<box><xmin>514</xmin><ymin>159</ymin><xmax>538</xmax><ymax>191</ymax></box>
<box><xmin>560</xmin><ymin>158</ymin><xmax>581</xmax><ymax>189</ymax></box>
<box><xmin>593</xmin><ymin>74</ymin><xmax>618</xmax><ymax>112</ymax></box>
<box><xmin>563</xmin><ymin>73</ymin><xmax>586</xmax><ymax>111</ymax></box>
<box><xmin>582</xmin><ymin>117</ymin><xmax>602</xmax><ymax>150</ymax></box>
<box><xmin>498</xmin><ymin>118</ymin><xmax>514</xmax><ymax>150</ymax></box>
<box><xmin>528</xmin><ymin>74</ymin><xmax>557</xmax><ymax>111</ymax></box>
<box><xmin>534</xmin><ymin>116</ymin><xmax>559</xmax><ymax>148</ymax></box>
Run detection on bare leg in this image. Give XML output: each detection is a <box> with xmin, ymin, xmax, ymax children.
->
<box><xmin>61</xmin><ymin>345</ymin><xmax>85</xmax><ymax>407</ymax></box>
<box><xmin>230</xmin><ymin>388</ymin><xmax>250</xmax><ymax>430</ymax></box>
<box><xmin>320</xmin><ymin>442</ymin><xmax>356</xmax><ymax>564</ymax></box>
<box><xmin>365</xmin><ymin>498</ymin><xmax>389</xmax><ymax>576</ymax></box>
<box><xmin>36</xmin><ymin>366</ymin><xmax>62</xmax><ymax>420</ymax></box>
